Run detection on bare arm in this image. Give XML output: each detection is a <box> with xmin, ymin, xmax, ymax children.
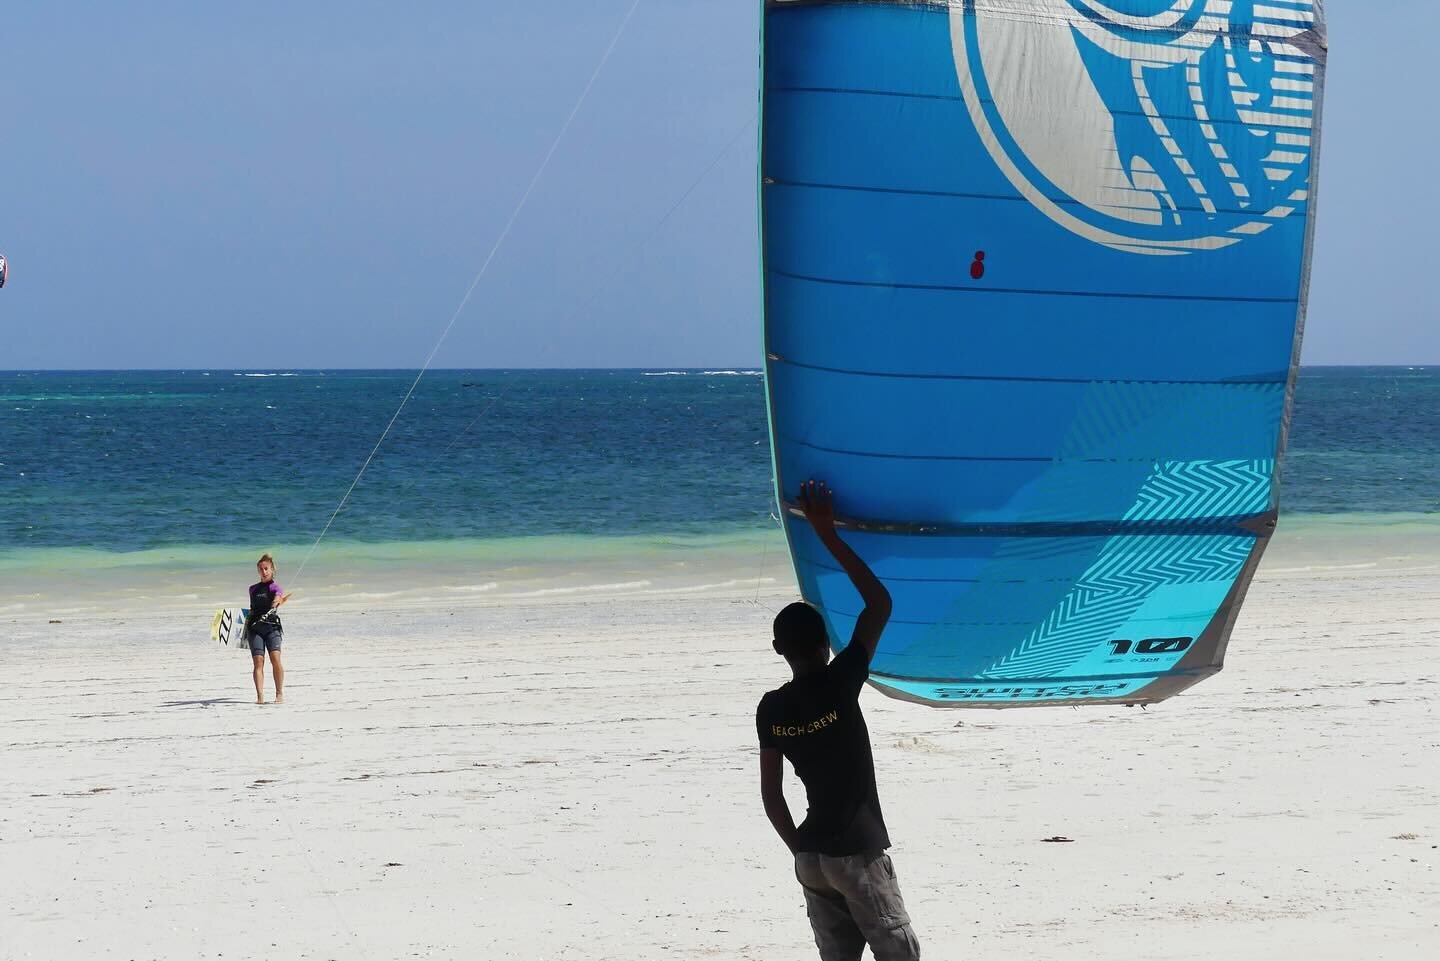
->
<box><xmin>800</xmin><ymin>480</ymin><xmax>892</xmax><ymax>660</ymax></box>
<box><xmin>759</xmin><ymin>747</ymin><xmax>798</xmax><ymax>854</ymax></box>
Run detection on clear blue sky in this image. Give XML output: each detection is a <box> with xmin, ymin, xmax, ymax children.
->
<box><xmin>0</xmin><ymin>1</ymin><xmax>1431</xmax><ymax>368</ymax></box>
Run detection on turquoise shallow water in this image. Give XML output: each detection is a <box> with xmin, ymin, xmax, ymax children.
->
<box><xmin>1</xmin><ymin>367</ymin><xmax>1436</xmax><ymax>573</ymax></box>
<box><xmin>0</xmin><ymin>528</ymin><xmax>796</xmax><ymax>619</ymax></box>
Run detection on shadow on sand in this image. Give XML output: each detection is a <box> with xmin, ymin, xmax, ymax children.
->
<box><xmin>159</xmin><ymin>697</ymin><xmax>244</xmax><ymax>708</ymax></box>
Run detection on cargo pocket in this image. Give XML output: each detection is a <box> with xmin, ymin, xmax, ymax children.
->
<box><xmin>865</xmin><ymin>853</ymin><xmax>912</xmax><ymax>930</ymax></box>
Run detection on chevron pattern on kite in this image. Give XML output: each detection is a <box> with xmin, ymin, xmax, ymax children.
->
<box><xmin>1124</xmin><ymin>459</ymin><xmax>1273</xmax><ymax>522</ymax></box>
<box><xmin>976</xmin><ymin>586</ymin><xmax>1148</xmax><ymax>677</ymax></box>
<box><xmin>978</xmin><ymin>532</ymin><xmax>1252</xmax><ymax>678</ymax></box>
<box><xmin>890</xmin><ymin>455</ymin><xmax>1269</xmax><ymax>679</ymax></box>
<box><xmin>1081</xmin><ymin>533</ymin><xmax>1252</xmax><ymax>590</ymax></box>
<box><xmin>975</xmin><ymin>445</ymin><xmax>1265</xmax><ymax>679</ymax></box>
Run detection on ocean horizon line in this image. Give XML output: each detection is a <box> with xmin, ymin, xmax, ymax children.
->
<box><xmin>2</xmin><ymin>366</ymin><xmax>768</xmax><ymax>375</ymax></box>
<box><xmin>2</xmin><ymin>364</ymin><xmax>1434</xmax><ymax>375</ymax></box>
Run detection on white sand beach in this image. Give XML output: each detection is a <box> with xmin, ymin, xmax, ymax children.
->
<box><xmin>2</xmin><ymin>525</ymin><xmax>1437</xmax><ymax>960</ymax></box>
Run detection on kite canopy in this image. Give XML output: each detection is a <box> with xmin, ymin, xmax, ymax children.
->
<box><xmin>760</xmin><ymin>0</ymin><xmax>1326</xmax><ymax>706</ymax></box>
<box><xmin>0</xmin><ymin>255</ymin><xmax>7</xmax><ymax>288</ymax></box>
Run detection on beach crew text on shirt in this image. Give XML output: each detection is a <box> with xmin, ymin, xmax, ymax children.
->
<box><xmin>771</xmin><ymin>710</ymin><xmax>839</xmax><ymax>738</ymax></box>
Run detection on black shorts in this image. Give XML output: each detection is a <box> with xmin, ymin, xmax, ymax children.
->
<box><xmin>248</xmin><ymin>630</ymin><xmax>282</xmax><ymax>655</ymax></box>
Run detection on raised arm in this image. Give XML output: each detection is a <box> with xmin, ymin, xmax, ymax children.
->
<box><xmin>799</xmin><ymin>480</ymin><xmax>892</xmax><ymax>660</ymax></box>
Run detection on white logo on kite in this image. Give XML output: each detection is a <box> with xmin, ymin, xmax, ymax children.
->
<box><xmin>949</xmin><ymin>0</ymin><xmax>1322</xmax><ymax>254</ymax></box>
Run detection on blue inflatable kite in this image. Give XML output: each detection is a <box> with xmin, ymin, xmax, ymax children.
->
<box><xmin>760</xmin><ymin>0</ymin><xmax>1327</xmax><ymax>706</ymax></box>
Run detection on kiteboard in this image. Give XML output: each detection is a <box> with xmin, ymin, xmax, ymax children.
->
<box><xmin>210</xmin><ymin>607</ymin><xmax>251</xmax><ymax>650</ymax></box>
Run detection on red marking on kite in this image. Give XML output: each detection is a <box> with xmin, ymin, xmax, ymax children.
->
<box><xmin>969</xmin><ymin>250</ymin><xmax>985</xmax><ymax>280</ymax></box>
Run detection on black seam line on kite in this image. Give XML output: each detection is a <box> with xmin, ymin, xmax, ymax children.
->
<box><xmin>867</xmin><ymin>668</ymin><xmax>1208</xmax><ymax>685</ymax></box>
<box><xmin>767</xmin><ymin>86</ymin><xmax>1317</xmax><ymax>133</ymax></box>
<box><xmin>821</xmin><ymin>607</ymin><xmax>1198</xmax><ymax>627</ymax></box>
<box><xmin>771</xmin><ymin>357</ymin><xmax>1289</xmax><ymax>388</ymax></box>
<box><xmin>775</xmin><ymin>435</ymin><xmax>1278</xmax><ymax>470</ymax></box>
<box><xmin>768</xmin><ymin>269</ymin><xmax>1300</xmax><ymax>305</ymax></box>
<box><xmin>781</xmin><ymin>504</ymin><xmax>1272</xmax><ymax>537</ymax></box>
<box><xmin>843</xmin><ymin>617</ymin><xmax>1070</xmax><ymax>626</ymax></box>
<box><xmin>764</xmin><ymin>179</ymin><xmax>1310</xmax><ymax>221</ymax></box>
<box><xmin>794</xmin><ymin>556</ymin><xmax>1080</xmax><ymax>584</ymax></box>
<box><xmin>784</xmin><ymin>439</ymin><xmax>1047</xmax><ymax>462</ymax></box>
<box><xmin>796</xmin><ymin>558</ymin><xmax>1222</xmax><ymax>584</ymax></box>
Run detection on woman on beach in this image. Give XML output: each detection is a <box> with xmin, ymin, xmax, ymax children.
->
<box><xmin>247</xmin><ymin>554</ymin><xmax>288</xmax><ymax>705</ymax></box>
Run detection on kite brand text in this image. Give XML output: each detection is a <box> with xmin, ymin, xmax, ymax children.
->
<box><xmin>932</xmin><ymin>683</ymin><xmax>1131</xmax><ymax>700</ymax></box>
<box><xmin>771</xmin><ymin>710</ymin><xmax>840</xmax><ymax>737</ymax></box>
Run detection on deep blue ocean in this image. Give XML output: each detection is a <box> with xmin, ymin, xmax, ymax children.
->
<box><xmin>1</xmin><ymin>367</ymin><xmax>1436</xmax><ymax>555</ymax></box>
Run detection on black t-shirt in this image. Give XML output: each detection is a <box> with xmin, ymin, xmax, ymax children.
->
<box><xmin>247</xmin><ymin>580</ymin><xmax>283</xmax><ymax>635</ymax></box>
<box><xmin>756</xmin><ymin>642</ymin><xmax>890</xmax><ymax>856</ymax></box>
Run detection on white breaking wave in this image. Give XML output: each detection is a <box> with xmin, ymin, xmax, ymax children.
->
<box><xmin>638</xmin><ymin>577</ymin><xmax>777</xmax><ymax>595</ymax></box>
<box><xmin>1268</xmin><ymin>562</ymin><xmax>1380</xmax><ymax>574</ymax></box>
<box><xmin>504</xmin><ymin>579</ymin><xmax>652</xmax><ymax>598</ymax></box>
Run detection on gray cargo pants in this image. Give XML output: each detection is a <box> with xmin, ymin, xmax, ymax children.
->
<box><xmin>794</xmin><ymin>850</ymin><xmax>921</xmax><ymax>961</ymax></box>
